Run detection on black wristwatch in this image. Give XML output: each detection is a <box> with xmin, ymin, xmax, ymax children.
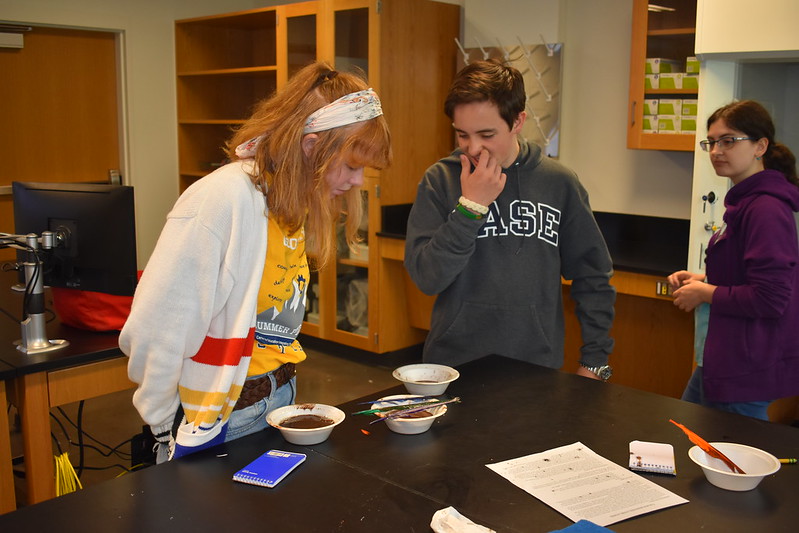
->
<box><xmin>580</xmin><ymin>363</ymin><xmax>613</xmax><ymax>381</ymax></box>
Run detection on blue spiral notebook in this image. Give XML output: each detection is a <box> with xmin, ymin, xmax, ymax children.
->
<box><xmin>232</xmin><ymin>450</ymin><xmax>307</xmax><ymax>488</ymax></box>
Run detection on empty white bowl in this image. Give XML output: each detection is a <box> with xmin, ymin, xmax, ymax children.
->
<box><xmin>688</xmin><ymin>442</ymin><xmax>781</xmax><ymax>491</ymax></box>
<box><xmin>266</xmin><ymin>403</ymin><xmax>345</xmax><ymax>445</ymax></box>
<box><xmin>392</xmin><ymin>363</ymin><xmax>459</xmax><ymax>395</ymax></box>
<box><xmin>371</xmin><ymin>394</ymin><xmax>448</xmax><ymax>435</ymax></box>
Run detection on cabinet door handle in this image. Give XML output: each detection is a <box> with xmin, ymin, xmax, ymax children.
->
<box><xmin>631</xmin><ymin>100</ymin><xmax>636</xmax><ymax>126</ymax></box>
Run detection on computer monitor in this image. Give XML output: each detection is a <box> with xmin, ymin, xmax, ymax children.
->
<box><xmin>12</xmin><ymin>181</ymin><xmax>138</xmax><ymax>296</ymax></box>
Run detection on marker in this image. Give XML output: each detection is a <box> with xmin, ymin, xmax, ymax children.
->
<box><xmin>778</xmin><ymin>458</ymin><xmax>796</xmax><ymax>464</ymax></box>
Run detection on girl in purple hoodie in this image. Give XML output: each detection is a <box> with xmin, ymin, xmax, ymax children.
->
<box><xmin>668</xmin><ymin>100</ymin><xmax>799</xmax><ymax>420</ymax></box>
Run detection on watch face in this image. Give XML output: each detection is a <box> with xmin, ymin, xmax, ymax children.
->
<box><xmin>598</xmin><ymin>366</ymin><xmax>613</xmax><ymax>380</ymax></box>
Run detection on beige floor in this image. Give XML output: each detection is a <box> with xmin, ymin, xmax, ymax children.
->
<box><xmin>9</xmin><ymin>340</ymin><xmax>418</xmax><ymax>507</ymax></box>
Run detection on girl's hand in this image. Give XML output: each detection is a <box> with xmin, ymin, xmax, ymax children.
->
<box><xmin>672</xmin><ymin>279</ymin><xmax>715</xmax><ymax>312</ymax></box>
<box><xmin>667</xmin><ymin>270</ymin><xmax>705</xmax><ymax>292</ymax></box>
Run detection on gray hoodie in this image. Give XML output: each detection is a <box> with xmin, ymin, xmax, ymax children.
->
<box><xmin>405</xmin><ymin>140</ymin><xmax>615</xmax><ymax>368</ymax></box>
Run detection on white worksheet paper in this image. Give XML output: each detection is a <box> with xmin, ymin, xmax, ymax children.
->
<box><xmin>486</xmin><ymin>442</ymin><xmax>688</xmax><ymax>527</ymax></box>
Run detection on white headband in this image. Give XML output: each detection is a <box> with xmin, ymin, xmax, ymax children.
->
<box><xmin>235</xmin><ymin>88</ymin><xmax>383</xmax><ymax>159</ymax></box>
<box><xmin>303</xmin><ymin>88</ymin><xmax>383</xmax><ymax>133</ymax></box>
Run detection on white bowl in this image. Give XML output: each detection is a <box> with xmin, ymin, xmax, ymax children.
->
<box><xmin>392</xmin><ymin>363</ymin><xmax>460</xmax><ymax>395</ymax></box>
<box><xmin>371</xmin><ymin>394</ymin><xmax>448</xmax><ymax>435</ymax></box>
<box><xmin>688</xmin><ymin>442</ymin><xmax>781</xmax><ymax>491</ymax></box>
<box><xmin>266</xmin><ymin>403</ymin><xmax>345</xmax><ymax>445</ymax></box>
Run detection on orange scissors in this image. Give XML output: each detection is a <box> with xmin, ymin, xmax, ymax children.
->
<box><xmin>670</xmin><ymin>419</ymin><xmax>746</xmax><ymax>474</ymax></box>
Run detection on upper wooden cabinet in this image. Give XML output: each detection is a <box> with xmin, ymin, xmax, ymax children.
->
<box><xmin>627</xmin><ymin>0</ymin><xmax>698</xmax><ymax>151</ymax></box>
<box><xmin>319</xmin><ymin>0</ymin><xmax>460</xmax><ymax>206</ymax></box>
<box><xmin>175</xmin><ymin>3</ymin><xmax>319</xmax><ymax>191</ymax></box>
<box><xmin>175</xmin><ymin>1</ymin><xmax>460</xmax><ymax>353</ymax></box>
<box><xmin>175</xmin><ymin>0</ymin><xmax>459</xmax><ymax>202</ymax></box>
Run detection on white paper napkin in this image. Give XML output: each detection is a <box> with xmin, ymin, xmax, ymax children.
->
<box><xmin>430</xmin><ymin>506</ymin><xmax>496</xmax><ymax>533</ymax></box>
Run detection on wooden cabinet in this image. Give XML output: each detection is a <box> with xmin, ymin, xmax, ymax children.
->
<box><xmin>562</xmin><ymin>272</ymin><xmax>694</xmax><ymax>399</ymax></box>
<box><xmin>627</xmin><ymin>0</ymin><xmax>698</xmax><ymax>151</ymax></box>
<box><xmin>398</xmin><ymin>265</ymin><xmax>695</xmax><ymax>399</ymax></box>
<box><xmin>175</xmin><ymin>3</ymin><xmax>319</xmax><ymax>192</ymax></box>
<box><xmin>175</xmin><ymin>0</ymin><xmax>460</xmax><ymax>353</ymax></box>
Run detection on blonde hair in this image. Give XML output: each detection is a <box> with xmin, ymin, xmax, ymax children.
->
<box><xmin>225</xmin><ymin>62</ymin><xmax>392</xmax><ymax>267</ymax></box>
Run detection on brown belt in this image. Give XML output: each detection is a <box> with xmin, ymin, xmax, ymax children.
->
<box><xmin>233</xmin><ymin>362</ymin><xmax>296</xmax><ymax>411</ymax></box>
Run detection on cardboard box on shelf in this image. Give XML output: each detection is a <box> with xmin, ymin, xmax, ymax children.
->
<box><xmin>645</xmin><ymin>74</ymin><xmax>659</xmax><ymax>90</ymax></box>
<box><xmin>645</xmin><ymin>58</ymin><xmax>681</xmax><ymax>74</ymax></box>
<box><xmin>680</xmin><ymin>116</ymin><xmax>697</xmax><ymax>134</ymax></box>
<box><xmin>686</xmin><ymin>56</ymin><xmax>700</xmax><ymax>74</ymax></box>
<box><xmin>658</xmin><ymin>115</ymin><xmax>681</xmax><ymax>134</ymax></box>
<box><xmin>349</xmin><ymin>244</ymin><xmax>369</xmax><ymax>262</ymax></box>
<box><xmin>683</xmin><ymin>74</ymin><xmax>699</xmax><ymax>90</ymax></box>
<box><xmin>643</xmin><ymin>99</ymin><xmax>659</xmax><ymax>115</ymax></box>
<box><xmin>658</xmin><ymin>99</ymin><xmax>682</xmax><ymax>115</ymax></box>
<box><xmin>681</xmin><ymin>99</ymin><xmax>698</xmax><ymax>116</ymax></box>
<box><xmin>643</xmin><ymin>115</ymin><xmax>658</xmax><ymax>134</ymax></box>
<box><xmin>658</xmin><ymin>73</ymin><xmax>684</xmax><ymax>90</ymax></box>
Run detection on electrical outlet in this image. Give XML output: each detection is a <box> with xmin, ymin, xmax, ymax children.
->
<box><xmin>655</xmin><ymin>281</ymin><xmax>673</xmax><ymax>297</ymax></box>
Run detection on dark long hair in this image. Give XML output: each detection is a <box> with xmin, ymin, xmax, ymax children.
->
<box><xmin>708</xmin><ymin>100</ymin><xmax>798</xmax><ymax>187</ymax></box>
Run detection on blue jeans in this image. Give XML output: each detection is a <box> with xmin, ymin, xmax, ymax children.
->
<box><xmin>225</xmin><ymin>373</ymin><xmax>297</xmax><ymax>442</ymax></box>
<box><xmin>682</xmin><ymin>366</ymin><xmax>771</xmax><ymax>421</ymax></box>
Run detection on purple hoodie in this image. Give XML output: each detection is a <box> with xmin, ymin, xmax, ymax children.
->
<box><xmin>703</xmin><ymin>169</ymin><xmax>799</xmax><ymax>402</ymax></box>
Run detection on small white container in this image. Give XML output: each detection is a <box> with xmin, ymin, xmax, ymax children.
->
<box><xmin>688</xmin><ymin>442</ymin><xmax>781</xmax><ymax>491</ymax></box>
<box><xmin>266</xmin><ymin>403</ymin><xmax>345</xmax><ymax>445</ymax></box>
<box><xmin>392</xmin><ymin>363</ymin><xmax>460</xmax><ymax>395</ymax></box>
<box><xmin>372</xmin><ymin>394</ymin><xmax>448</xmax><ymax>435</ymax></box>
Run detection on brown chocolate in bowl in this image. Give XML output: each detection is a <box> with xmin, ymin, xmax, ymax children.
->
<box><xmin>398</xmin><ymin>410</ymin><xmax>434</xmax><ymax>419</ymax></box>
<box><xmin>280</xmin><ymin>414</ymin><xmax>334</xmax><ymax>429</ymax></box>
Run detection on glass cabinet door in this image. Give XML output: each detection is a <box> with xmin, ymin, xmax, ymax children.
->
<box><xmin>334</xmin><ymin>7</ymin><xmax>369</xmax><ymax>76</ymax></box>
<box><xmin>334</xmin><ymin>190</ymin><xmax>369</xmax><ymax>338</ymax></box>
<box><xmin>330</xmin><ymin>3</ymin><xmax>373</xmax><ymax>344</ymax></box>
<box><xmin>282</xmin><ymin>3</ymin><xmax>321</xmax><ymax>337</ymax></box>
<box><xmin>287</xmin><ymin>13</ymin><xmax>317</xmax><ymax>78</ymax></box>
<box><xmin>277</xmin><ymin>2</ymin><xmax>318</xmax><ymax>88</ymax></box>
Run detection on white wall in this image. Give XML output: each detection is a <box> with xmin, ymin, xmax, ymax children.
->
<box><xmin>463</xmin><ymin>0</ymin><xmax>694</xmax><ymax>218</ymax></box>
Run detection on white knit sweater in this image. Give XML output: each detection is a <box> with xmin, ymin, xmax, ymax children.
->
<box><xmin>120</xmin><ymin>161</ymin><xmax>268</xmax><ymax>454</ymax></box>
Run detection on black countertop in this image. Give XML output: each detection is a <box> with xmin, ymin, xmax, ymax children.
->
<box><xmin>0</xmin><ymin>270</ymin><xmax>122</xmax><ymax>376</ymax></box>
<box><xmin>2</xmin><ymin>356</ymin><xmax>796</xmax><ymax>532</ymax></box>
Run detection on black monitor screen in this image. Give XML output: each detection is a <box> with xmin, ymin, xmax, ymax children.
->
<box><xmin>12</xmin><ymin>181</ymin><xmax>138</xmax><ymax>296</ymax></box>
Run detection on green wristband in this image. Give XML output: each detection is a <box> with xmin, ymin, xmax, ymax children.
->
<box><xmin>455</xmin><ymin>203</ymin><xmax>483</xmax><ymax>220</ymax></box>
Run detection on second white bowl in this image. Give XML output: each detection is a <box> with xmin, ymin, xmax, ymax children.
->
<box><xmin>688</xmin><ymin>442</ymin><xmax>781</xmax><ymax>491</ymax></box>
<box><xmin>392</xmin><ymin>363</ymin><xmax>459</xmax><ymax>395</ymax></box>
<box><xmin>371</xmin><ymin>394</ymin><xmax>448</xmax><ymax>435</ymax></box>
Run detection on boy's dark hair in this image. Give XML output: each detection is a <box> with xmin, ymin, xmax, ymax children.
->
<box><xmin>444</xmin><ymin>59</ymin><xmax>526</xmax><ymax>130</ymax></box>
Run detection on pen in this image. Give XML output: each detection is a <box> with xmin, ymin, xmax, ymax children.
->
<box><xmin>778</xmin><ymin>458</ymin><xmax>796</xmax><ymax>464</ymax></box>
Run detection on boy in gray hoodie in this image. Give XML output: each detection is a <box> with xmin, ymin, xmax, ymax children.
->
<box><xmin>405</xmin><ymin>59</ymin><xmax>615</xmax><ymax>380</ymax></box>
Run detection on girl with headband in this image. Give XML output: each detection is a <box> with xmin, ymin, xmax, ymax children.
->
<box><xmin>121</xmin><ymin>62</ymin><xmax>391</xmax><ymax>461</ymax></box>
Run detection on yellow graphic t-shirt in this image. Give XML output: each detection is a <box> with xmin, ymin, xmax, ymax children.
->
<box><xmin>248</xmin><ymin>217</ymin><xmax>309</xmax><ymax>376</ymax></box>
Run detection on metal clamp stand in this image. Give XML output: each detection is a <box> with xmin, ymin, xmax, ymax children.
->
<box><xmin>14</xmin><ymin>233</ymin><xmax>69</xmax><ymax>354</ymax></box>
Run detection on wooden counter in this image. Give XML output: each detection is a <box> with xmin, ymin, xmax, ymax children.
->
<box><xmin>382</xmin><ymin>236</ymin><xmax>694</xmax><ymax>399</ymax></box>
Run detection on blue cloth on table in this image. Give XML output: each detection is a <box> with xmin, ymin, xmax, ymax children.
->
<box><xmin>549</xmin><ymin>520</ymin><xmax>615</xmax><ymax>532</ymax></box>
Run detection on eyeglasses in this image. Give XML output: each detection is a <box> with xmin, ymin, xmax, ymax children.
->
<box><xmin>699</xmin><ymin>137</ymin><xmax>754</xmax><ymax>152</ymax></box>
